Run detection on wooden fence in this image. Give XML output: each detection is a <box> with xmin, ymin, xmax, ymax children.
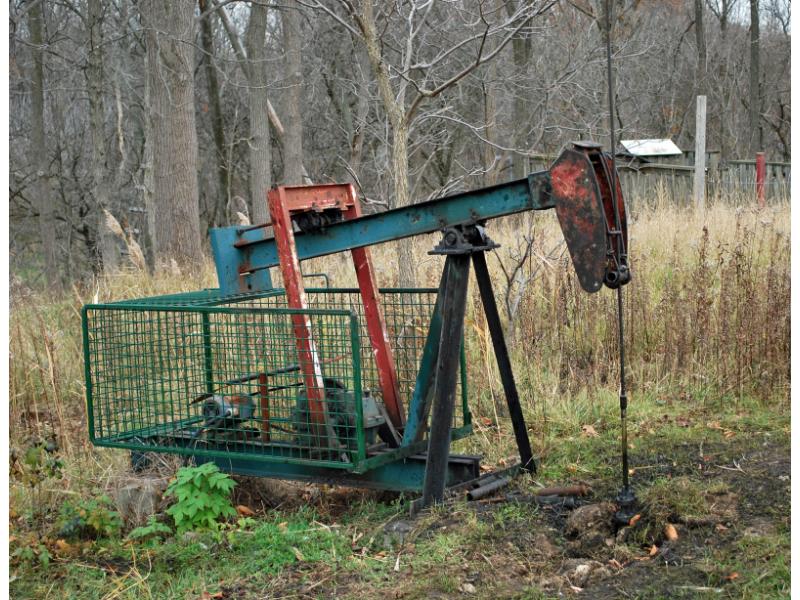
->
<box><xmin>529</xmin><ymin>157</ymin><xmax>790</xmax><ymax>207</ymax></box>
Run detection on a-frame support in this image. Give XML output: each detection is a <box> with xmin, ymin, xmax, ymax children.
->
<box><xmin>418</xmin><ymin>225</ymin><xmax>536</xmax><ymax>507</ymax></box>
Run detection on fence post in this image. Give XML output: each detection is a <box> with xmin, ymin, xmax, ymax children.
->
<box><xmin>755</xmin><ymin>152</ymin><xmax>766</xmax><ymax>208</ymax></box>
<box><xmin>693</xmin><ymin>95</ymin><xmax>707</xmax><ymax>210</ymax></box>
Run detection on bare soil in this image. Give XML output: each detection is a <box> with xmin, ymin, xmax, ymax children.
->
<box><xmin>203</xmin><ymin>432</ymin><xmax>789</xmax><ymax>599</ymax></box>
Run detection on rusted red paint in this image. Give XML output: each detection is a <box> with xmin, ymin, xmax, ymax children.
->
<box><xmin>258</xmin><ymin>372</ymin><xmax>270</xmax><ymax>442</ymax></box>
<box><xmin>267</xmin><ymin>183</ymin><xmax>404</xmax><ymax>434</ymax></box>
<box><xmin>550</xmin><ymin>143</ymin><xmax>630</xmax><ymax>293</ymax></box>
<box><xmin>268</xmin><ymin>186</ymin><xmax>330</xmax><ymax>439</ymax></box>
<box><xmin>342</xmin><ymin>187</ymin><xmax>404</xmax><ymax>430</ymax></box>
<box><xmin>550</xmin><ymin>148</ymin><xmax>606</xmax><ymax>293</ymax></box>
<box><xmin>550</xmin><ymin>158</ymin><xmax>592</xmax><ymax>202</ymax></box>
<box><xmin>595</xmin><ymin>153</ymin><xmax>628</xmax><ymax>253</ymax></box>
<box><xmin>755</xmin><ymin>152</ymin><xmax>766</xmax><ymax>208</ymax></box>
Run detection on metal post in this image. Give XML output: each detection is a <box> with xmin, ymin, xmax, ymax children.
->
<box><xmin>421</xmin><ymin>254</ymin><xmax>471</xmax><ymax>507</ymax></box>
<box><xmin>267</xmin><ymin>187</ymin><xmax>339</xmax><ymax>450</ymax></box>
<box><xmin>756</xmin><ymin>152</ymin><xmax>766</xmax><ymax>208</ymax></box>
<box><xmin>693</xmin><ymin>95</ymin><xmax>707</xmax><ymax>210</ymax></box>
<box><xmin>471</xmin><ymin>251</ymin><xmax>536</xmax><ymax>473</ymax></box>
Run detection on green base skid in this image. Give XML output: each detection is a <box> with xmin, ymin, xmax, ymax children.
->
<box><xmin>197</xmin><ymin>452</ymin><xmax>482</xmax><ymax>493</ymax></box>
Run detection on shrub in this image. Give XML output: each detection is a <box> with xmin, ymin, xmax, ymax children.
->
<box><xmin>58</xmin><ymin>495</ymin><xmax>122</xmax><ymax>539</ymax></box>
<box><xmin>164</xmin><ymin>463</ymin><xmax>237</xmax><ymax>534</ymax></box>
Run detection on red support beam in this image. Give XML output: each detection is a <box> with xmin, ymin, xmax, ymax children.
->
<box><xmin>266</xmin><ymin>183</ymin><xmax>405</xmax><ymax>432</ymax></box>
<box><xmin>267</xmin><ymin>187</ymin><xmax>331</xmax><ymax>443</ymax></box>
<box><xmin>342</xmin><ymin>186</ymin><xmax>404</xmax><ymax>428</ymax></box>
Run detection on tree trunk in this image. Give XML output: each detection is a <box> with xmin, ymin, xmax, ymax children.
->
<box><xmin>87</xmin><ymin>0</ymin><xmax>120</xmax><ymax>274</ymax></box>
<box><xmin>748</xmin><ymin>0</ymin><xmax>761</xmax><ymax>154</ymax></box>
<box><xmin>506</xmin><ymin>0</ymin><xmax>532</xmax><ymax>180</ymax></box>
<box><xmin>390</xmin><ymin>123</ymin><xmax>417</xmax><ymax>286</ymax></box>
<box><xmin>282</xmin><ymin>1</ymin><xmax>305</xmax><ymax>184</ymax></box>
<box><xmin>142</xmin><ymin>25</ymin><xmax>156</xmax><ymax>271</ymax></box>
<box><xmin>29</xmin><ymin>0</ymin><xmax>60</xmax><ymax>287</ymax></box>
<box><xmin>141</xmin><ymin>0</ymin><xmax>203</xmax><ymax>268</ymax></box>
<box><xmin>717</xmin><ymin>1</ymin><xmax>730</xmax><ymax>163</ymax></box>
<box><xmin>357</xmin><ymin>2</ymin><xmax>416</xmax><ymax>285</ymax></box>
<box><xmin>245</xmin><ymin>4</ymin><xmax>271</xmax><ymax>224</ymax></box>
<box><xmin>694</xmin><ymin>0</ymin><xmax>707</xmax><ymax>96</ymax></box>
<box><xmin>198</xmin><ymin>0</ymin><xmax>229</xmax><ymax>226</ymax></box>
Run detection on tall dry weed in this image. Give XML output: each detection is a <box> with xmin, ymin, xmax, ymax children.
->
<box><xmin>8</xmin><ymin>200</ymin><xmax>790</xmax><ymax>461</ymax></box>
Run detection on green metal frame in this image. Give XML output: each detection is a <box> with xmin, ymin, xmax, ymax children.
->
<box><xmin>82</xmin><ymin>288</ymin><xmax>471</xmax><ymax>484</ymax></box>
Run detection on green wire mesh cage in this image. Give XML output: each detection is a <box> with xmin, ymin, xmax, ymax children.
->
<box><xmin>82</xmin><ymin>288</ymin><xmax>470</xmax><ymax>474</ymax></box>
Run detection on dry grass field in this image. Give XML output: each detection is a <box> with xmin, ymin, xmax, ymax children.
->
<box><xmin>9</xmin><ymin>197</ymin><xmax>790</xmax><ymax>598</ymax></box>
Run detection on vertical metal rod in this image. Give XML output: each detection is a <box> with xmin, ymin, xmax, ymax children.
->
<box><xmin>606</xmin><ymin>0</ymin><xmax>633</xmax><ymax>505</ymax></box>
<box><xmin>471</xmin><ymin>251</ymin><xmax>535</xmax><ymax>473</ymax></box>
<box><xmin>258</xmin><ymin>372</ymin><xmax>270</xmax><ymax>443</ymax></box>
<box><xmin>421</xmin><ymin>254</ymin><xmax>471</xmax><ymax>507</ymax></box>
<box><xmin>201</xmin><ymin>313</ymin><xmax>214</xmax><ymax>395</ymax></box>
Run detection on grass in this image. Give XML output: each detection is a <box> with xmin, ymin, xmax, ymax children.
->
<box><xmin>9</xmin><ymin>197</ymin><xmax>791</xmax><ymax>598</ymax></box>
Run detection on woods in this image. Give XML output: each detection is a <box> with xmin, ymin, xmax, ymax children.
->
<box><xmin>8</xmin><ymin>0</ymin><xmax>790</xmax><ymax>283</ymax></box>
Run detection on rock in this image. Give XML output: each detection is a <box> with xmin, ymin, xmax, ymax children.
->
<box><xmin>561</xmin><ymin>559</ymin><xmax>612</xmax><ymax>587</ymax></box>
<box><xmin>113</xmin><ymin>476</ymin><xmax>168</xmax><ymax>527</ymax></box>
<box><xmin>565</xmin><ymin>502</ymin><xmax>616</xmax><ymax>537</ymax></box>
<box><xmin>564</xmin><ymin>502</ymin><xmax>616</xmax><ymax>557</ymax></box>
<box><xmin>383</xmin><ymin>519</ymin><xmax>413</xmax><ymax>550</ymax></box>
<box><xmin>459</xmin><ymin>582</ymin><xmax>476</xmax><ymax>594</ymax></box>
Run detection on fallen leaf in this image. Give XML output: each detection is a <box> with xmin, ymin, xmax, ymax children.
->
<box><xmin>664</xmin><ymin>523</ymin><xmax>679</xmax><ymax>541</ymax></box>
<box><xmin>707</xmin><ymin>421</ymin><xmax>723</xmax><ymax>430</ymax></box>
<box><xmin>608</xmin><ymin>558</ymin><xmax>623</xmax><ymax>570</ymax></box>
<box><xmin>479</xmin><ymin>417</ymin><xmax>493</xmax><ymax>427</ymax></box>
<box><xmin>277</xmin><ymin>521</ymin><xmax>288</xmax><ymax>532</ymax></box>
<box><xmin>649</xmin><ymin>545</ymin><xmax>659</xmax><ymax>556</ymax></box>
<box><xmin>628</xmin><ymin>514</ymin><xmax>641</xmax><ymax>526</ymax></box>
<box><xmin>55</xmin><ymin>539</ymin><xmax>76</xmax><ymax>555</ymax></box>
<box><xmin>236</xmin><ymin>505</ymin><xmax>255</xmax><ymax>517</ymax></box>
<box><xmin>292</xmin><ymin>547</ymin><xmax>305</xmax><ymax>561</ymax></box>
<box><xmin>725</xmin><ymin>572</ymin><xmax>740</xmax><ymax>581</ymax></box>
<box><xmin>581</xmin><ymin>424</ymin><xmax>599</xmax><ymax>438</ymax></box>
<box><xmin>724</xmin><ymin>430</ymin><xmax>736</xmax><ymax>439</ymax></box>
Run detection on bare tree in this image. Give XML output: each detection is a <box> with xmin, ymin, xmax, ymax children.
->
<box><xmin>244</xmin><ymin>4</ymin><xmax>272</xmax><ymax>223</ymax></box>
<box><xmin>282</xmin><ymin>1</ymin><xmax>305</xmax><ymax>184</ymax></box>
<box><xmin>141</xmin><ymin>0</ymin><xmax>203</xmax><ymax>267</ymax></box>
<box><xmin>86</xmin><ymin>0</ymin><xmax>122</xmax><ymax>273</ymax></box>
<box><xmin>695</xmin><ymin>0</ymin><xmax>708</xmax><ymax>96</ymax></box>
<box><xmin>198</xmin><ymin>0</ymin><xmax>230</xmax><ymax>225</ymax></box>
<box><xmin>307</xmin><ymin>0</ymin><xmax>555</xmax><ymax>284</ymax></box>
<box><xmin>28</xmin><ymin>0</ymin><xmax>60</xmax><ymax>287</ymax></box>
<box><xmin>748</xmin><ymin>0</ymin><xmax>762</xmax><ymax>153</ymax></box>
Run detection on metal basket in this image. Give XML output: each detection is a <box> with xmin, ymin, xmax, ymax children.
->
<box><xmin>82</xmin><ymin>288</ymin><xmax>470</xmax><ymax>475</ymax></box>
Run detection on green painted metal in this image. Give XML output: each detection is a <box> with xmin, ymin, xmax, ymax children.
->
<box><xmin>195</xmin><ymin>450</ymin><xmax>481</xmax><ymax>492</ymax></box>
<box><xmin>82</xmin><ymin>288</ymin><xmax>470</xmax><ymax>481</ymax></box>
<box><xmin>211</xmin><ymin>173</ymin><xmax>553</xmax><ymax>295</ymax></box>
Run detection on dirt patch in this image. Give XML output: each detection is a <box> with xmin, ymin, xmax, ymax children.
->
<box><xmin>124</xmin><ymin>433</ymin><xmax>788</xmax><ymax>600</ymax></box>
